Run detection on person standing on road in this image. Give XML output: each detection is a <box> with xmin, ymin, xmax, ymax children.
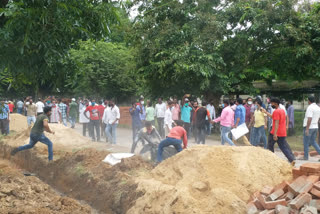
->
<box><xmin>103</xmin><ymin>100</ymin><xmax>120</xmax><ymax>144</ymax></box>
<box><xmin>212</xmin><ymin>100</ymin><xmax>236</xmax><ymax>146</ymax></box>
<box><xmin>50</xmin><ymin>100</ymin><xmax>60</xmax><ymax>124</ymax></box>
<box><xmin>84</xmin><ymin>99</ymin><xmax>101</xmax><ymax>142</ymax></box>
<box><xmin>181</xmin><ymin>98</ymin><xmax>193</xmax><ymax>138</ymax></box>
<box><xmin>68</xmin><ymin>98</ymin><xmax>78</xmax><ymax>128</ymax></box>
<box><xmin>287</xmin><ymin>101</ymin><xmax>295</xmax><ymax>136</ymax></box>
<box><xmin>233</xmin><ymin>98</ymin><xmax>251</xmax><ymax>146</ymax></box>
<box><xmin>130</xmin><ymin>102</ymin><xmax>142</xmax><ymax>143</ymax></box>
<box><xmin>249</xmin><ymin>99</ymin><xmax>267</xmax><ymax>148</ymax></box>
<box><xmin>155</xmin><ymin>98</ymin><xmax>166</xmax><ymax>138</ymax></box>
<box><xmin>36</xmin><ymin>98</ymin><xmax>45</xmax><ymax>116</ymax></box>
<box><xmin>164</xmin><ymin>101</ymin><xmax>175</xmax><ymax>136</ymax></box>
<box><xmin>8</xmin><ymin>101</ymin><xmax>14</xmax><ymax>114</ymax></box>
<box><xmin>97</xmin><ymin>101</ymin><xmax>106</xmax><ymax>137</ymax></box>
<box><xmin>24</xmin><ymin>97</ymin><xmax>37</xmax><ymax>127</ymax></box>
<box><xmin>172</xmin><ymin>98</ymin><xmax>181</xmax><ymax>123</ymax></box>
<box><xmin>58</xmin><ymin>99</ymin><xmax>68</xmax><ymax>127</ymax></box>
<box><xmin>16</xmin><ymin>99</ymin><xmax>24</xmax><ymax>114</ymax></box>
<box><xmin>145</xmin><ymin>101</ymin><xmax>155</xmax><ymax>126</ymax></box>
<box><xmin>206</xmin><ymin>100</ymin><xmax>216</xmax><ymax>136</ymax></box>
<box><xmin>157</xmin><ymin>120</ymin><xmax>187</xmax><ymax>162</ymax></box>
<box><xmin>11</xmin><ymin>106</ymin><xmax>55</xmax><ymax>161</ymax></box>
<box><xmin>196</xmin><ymin>101</ymin><xmax>211</xmax><ymax>144</ymax></box>
<box><xmin>0</xmin><ymin>101</ymin><xmax>10</xmax><ymax>135</ymax></box>
<box><xmin>79</xmin><ymin>100</ymin><xmax>90</xmax><ymax>137</ymax></box>
<box><xmin>261</xmin><ymin>98</ymin><xmax>295</xmax><ymax>164</ymax></box>
<box><xmin>300</xmin><ymin>96</ymin><xmax>320</xmax><ymax>160</ymax></box>
<box><xmin>192</xmin><ymin>101</ymin><xmax>200</xmax><ymax>143</ymax></box>
<box><xmin>137</xmin><ymin>98</ymin><xmax>146</xmax><ymax>126</ymax></box>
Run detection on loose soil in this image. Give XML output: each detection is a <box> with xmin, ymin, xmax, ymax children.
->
<box><xmin>0</xmin><ymin>159</ymin><xmax>92</xmax><ymax>214</ymax></box>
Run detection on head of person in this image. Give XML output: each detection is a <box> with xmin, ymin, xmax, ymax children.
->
<box><xmin>38</xmin><ymin>98</ymin><xmax>42</xmax><ymax>102</ymax></box>
<box><xmin>210</xmin><ymin>100</ymin><xmax>214</xmax><ymax>105</ymax></box>
<box><xmin>193</xmin><ymin>101</ymin><xmax>198</xmax><ymax>108</ymax></box>
<box><xmin>308</xmin><ymin>96</ymin><xmax>315</xmax><ymax>105</ymax></box>
<box><xmin>145</xmin><ymin>121</ymin><xmax>153</xmax><ymax>134</ymax></box>
<box><xmin>99</xmin><ymin>100</ymin><xmax>103</xmax><ymax>105</ymax></box>
<box><xmin>132</xmin><ymin>102</ymin><xmax>136</xmax><ymax>108</ymax></box>
<box><xmin>104</xmin><ymin>100</ymin><xmax>108</xmax><ymax>106</ymax></box>
<box><xmin>139</xmin><ymin>98</ymin><xmax>144</xmax><ymax>105</ymax></box>
<box><xmin>176</xmin><ymin>120</ymin><xmax>184</xmax><ymax>127</ymax></box>
<box><xmin>91</xmin><ymin>99</ymin><xmax>96</xmax><ymax>106</ymax></box>
<box><xmin>230</xmin><ymin>100</ymin><xmax>234</xmax><ymax>106</ymax></box>
<box><xmin>266</xmin><ymin>97</ymin><xmax>271</xmax><ymax>104</ymax></box>
<box><xmin>202</xmin><ymin>101</ymin><xmax>207</xmax><ymax>107</ymax></box>
<box><xmin>236</xmin><ymin>98</ymin><xmax>243</xmax><ymax>105</ymax></box>
<box><xmin>146</xmin><ymin>99</ymin><xmax>150</xmax><ymax>105</ymax></box>
<box><xmin>29</xmin><ymin>99</ymin><xmax>33</xmax><ymax>104</ymax></box>
<box><xmin>270</xmin><ymin>97</ymin><xmax>280</xmax><ymax>109</ymax></box>
<box><xmin>184</xmin><ymin>98</ymin><xmax>189</xmax><ymax>106</ymax></box>
<box><xmin>72</xmin><ymin>98</ymin><xmax>76</xmax><ymax>102</ymax></box>
<box><xmin>247</xmin><ymin>97</ymin><xmax>253</xmax><ymax>105</ymax></box>
<box><xmin>288</xmin><ymin>100</ymin><xmax>293</xmax><ymax>105</ymax></box>
<box><xmin>58</xmin><ymin>98</ymin><xmax>62</xmax><ymax>103</ymax></box>
<box><xmin>255</xmin><ymin>99</ymin><xmax>263</xmax><ymax>109</ymax></box>
<box><xmin>44</xmin><ymin>106</ymin><xmax>52</xmax><ymax>116</ymax></box>
<box><xmin>281</xmin><ymin>98</ymin><xmax>286</xmax><ymax>105</ymax></box>
<box><xmin>168</xmin><ymin>101</ymin><xmax>174</xmax><ymax>109</ymax></box>
<box><xmin>109</xmin><ymin>100</ymin><xmax>114</xmax><ymax>107</ymax></box>
<box><xmin>222</xmin><ymin>99</ymin><xmax>230</xmax><ymax>108</ymax></box>
<box><xmin>52</xmin><ymin>100</ymin><xmax>56</xmax><ymax>105</ymax></box>
<box><xmin>148</xmin><ymin>101</ymin><xmax>153</xmax><ymax>107</ymax></box>
<box><xmin>158</xmin><ymin>98</ymin><xmax>162</xmax><ymax>104</ymax></box>
<box><xmin>173</xmin><ymin>98</ymin><xmax>178</xmax><ymax>104</ymax></box>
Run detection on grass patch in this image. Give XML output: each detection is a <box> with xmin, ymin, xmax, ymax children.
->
<box><xmin>74</xmin><ymin>163</ymin><xmax>87</xmax><ymax>175</ymax></box>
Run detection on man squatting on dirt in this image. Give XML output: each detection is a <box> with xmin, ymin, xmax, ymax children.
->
<box><xmin>11</xmin><ymin>106</ymin><xmax>55</xmax><ymax>161</ymax></box>
<box><xmin>157</xmin><ymin>120</ymin><xmax>188</xmax><ymax>162</ymax></box>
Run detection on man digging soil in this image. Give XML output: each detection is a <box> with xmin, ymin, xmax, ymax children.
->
<box><xmin>11</xmin><ymin>106</ymin><xmax>55</xmax><ymax>161</ymax></box>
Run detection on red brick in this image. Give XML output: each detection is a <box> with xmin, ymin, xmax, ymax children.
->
<box><xmin>309</xmin><ymin>200</ymin><xmax>320</xmax><ymax>211</ymax></box>
<box><xmin>285</xmin><ymin>192</ymin><xmax>295</xmax><ymax>201</ymax></box>
<box><xmin>293</xmin><ymin>151</ymin><xmax>299</xmax><ymax>156</ymax></box>
<box><xmin>310</xmin><ymin>151</ymin><xmax>319</xmax><ymax>157</ymax></box>
<box><xmin>253</xmin><ymin>198</ymin><xmax>264</xmax><ymax>210</ymax></box>
<box><xmin>259</xmin><ymin>210</ymin><xmax>275</xmax><ymax>214</ymax></box>
<box><xmin>267</xmin><ymin>189</ymin><xmax>285</xmax><ymax>201</ymax></box>
<box><xmin>261</xmin><ymin>186</ymin><xmax>274</xmax><ymax>196</ymax></box>
<box><xmin>257</xmin><ymin>193</ymin><xmax>267</xmax><ymax>209</ymax></box>
<box><xmin>289</xmin><ymin>193</ymin><xmax>312</xmax><ymax>210</ymax></box>
<box><xmin>264</xmin><ymin>199</ymin><xmax>287</xmax><ymax>210</ymax></box>
<box><xmin>307</xmin><ymin>175</ymin><xmax>320</xmax><ymax>184</ymax></box>
<box><xmin>272</xmin><ymin>181</ymin><xmax>289</xmax><ymax>193</ymax></box>
<box><xmin>313</xmin><ymin>181</ymin><xmax>320</xmax><ymax>191</ymax></box>
<box><xmin>288</xmin><ymin>176</ymin><xmax>311</xmax><ymax>196</ymax></box>
<box><xmin>300</xmin><ymin>205</ymin><xmax>317</xmax><ymax>214</ymax></box>
<box><xmin>298</xmin><ymin>181</ymin><xmax>313</xmax><ymax>194</ymax></box>
<box><xmin>310</xmin><ymin>188</ymin><xmax>320</xmax><ymax>198</ymax></box>
<box><xmin>292</xmin><ymin>168</ymin><xmax>304</xmax><ymax>179</ymax></box>
<box><xmin>300</xmin><ymin>163</ymin><xmax>320</xmax><ymax>173</ymax></box>
<box><xmin>247</xmin><ymin>202</ymin><xmax>258</xmax><ymax>214</ymax></box>
<box><xmin>274</xmin><ymin>205</ymin><xmax>289</xmax><ymax>214</ymax></box>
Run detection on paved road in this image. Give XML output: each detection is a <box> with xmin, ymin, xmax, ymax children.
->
<box><xmin>72</xmin><ymin>123</ymin><xmax>319</xmax><ymax>167</ymax></box>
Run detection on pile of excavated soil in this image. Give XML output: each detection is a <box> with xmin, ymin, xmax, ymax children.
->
<box><xmin>0</xmin><ymin>159</ymin><xmax>92</xmax><ymax>214</ymax></box>
<box><xmin>128</xmin><ymin>146</ymin><xmax>293</xmax><ymax>214</ymax></box>
<box><xmin>9</xmin><ymin>113</ymin><xmax>28</xmax><ymax>133</ymax></box>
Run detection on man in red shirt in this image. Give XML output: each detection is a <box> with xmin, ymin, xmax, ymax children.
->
<box><xmin>157</xmin><ymin>120</ymin><xmax>187</xmax><ymax>162</ymax></box>
<box><xmin>84</xmin><ymin>99</ymin><xmax>101</xmax><ymax>142</ymax></box>
<box><xmin>262</xmin><ymin>97</ymin><xmax>295</xmax><ymax>163</ymax></box>
<box><xmin>8</xmin><ymin>101</ymin><xmax>14</xmax><ymax>113</ymax></box>
<box><xmin>97</xmin><ymin>101</ymin><xmax>106</xmax><ymax>137</ymax></box>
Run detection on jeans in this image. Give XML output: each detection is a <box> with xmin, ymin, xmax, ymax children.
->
<box><xmin>268</xmin><ymin>133</ymin><xmax>295</xmax><ymax>163</ymax></box>
<box><xmin>106</xmin><ymin>123</ymin><xmax>118</xmax><ymax>144</ymax></box>
<box><xmin>69</xmin><ymin>116</ymin><xmax>76</xmax><ymax>128</ymax></box>
<box><xmin>157</xmin><ymin>137</ymin><xmax>183</xmax><ymax>162</ymax></box>
<box><xmin>132</xmin><ymin>124</ymin><xmax>142</xmax><ymax>143</ymax></box>
<box><xmin>89</xmin><ymin>120</ymin><xmax>100</xmax><ymax>141</ymax></box>
<box><xmin>252</xmin><ymin>126</ymin><xmax>267</xmax><ymax>148</ymax></box>
<box><xmin>196</xmin><ymin>125</ymin><xmax>206</xmax><ymax>144</ymax></box>
<box><xmin>303</xmin><ymin>128</ymin><xmax>320</xmax><ymax>160</ymax></box>
<box><xmin>82</xmin><ymin>123</ymin><xmax>89</xmax><ymax>137</ymax></box>
<box><xmin>17</xmin><ymin>108</ymin><xmax>23</xmax><ymax>114</ymax></box>
<box><xmin>62</xmin><ymin>118</ymin><xmax>67</xmax><ymax>127</ymax></box>
<box><xmin>18</xmin><ymin>133</ymin><xmax>53</xmax><ymax>160</ymax></box>
<box><xmin>157</xmin><ymin>117</ymin><xmax>165</xmax><ymax>138</ymax></box>
<box><xmin>205</xmin><ymin>120</ymin><xmax>212</xmax><ymax>135</ymax></box>
<box><xmin>183</xmin><ymin>122</ymin><xmax>191</xmax><ymax>138</ymax></box>
<box><xmin>0</xmin><ymin>119</ymin><xmax>9</xmax><ymax>135</ymax></box>
<box><xmin>220</xmin><ymin>126</ymin><xmax>235</xmax><ymax>146</ymax></box>
<box><xmin>27</xmin><ymin>116</ymin><xmax>36</xmax><ymax>126</ymax></box>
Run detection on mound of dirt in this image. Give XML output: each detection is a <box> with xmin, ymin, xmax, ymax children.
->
<box><xmin>128</xmin><ymin>146</ymin><xmax>293</xmax><ymax>214</ymax></box>
<box><xmin>9</xmin><ymin>113</ymin><xmax>28</xmax><ymax>133</ymax></box>
<box><xmin>0</xmin><ymin>160</ymin><xmax>92</xmax><ymax>214</ymax></box>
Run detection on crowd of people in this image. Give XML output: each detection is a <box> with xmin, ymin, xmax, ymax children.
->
<box><xmin>2</xmin><ymin>94</ymin><xmax>320</xmax><ymax>165</ymax></box>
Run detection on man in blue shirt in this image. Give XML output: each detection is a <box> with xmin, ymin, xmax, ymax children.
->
<box><xmin>234</xmin><ymin>98</ymin><xmax>250</xmax><ymax>145</ymax></box>
<box><xmin>130</xmin><ymin>102</ymin><xmax>142</xmax><ymax>145</ymax></box>
<box><xmin>0</xmin><ymin>101</ymin><xmax>10</xmax><ymax>135</ymax></box>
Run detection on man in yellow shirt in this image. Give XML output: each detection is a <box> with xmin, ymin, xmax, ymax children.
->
<box><xmin>249</xmin><ymin>99</ymin><xmax>267</xmax><ymax>148</ymax></box>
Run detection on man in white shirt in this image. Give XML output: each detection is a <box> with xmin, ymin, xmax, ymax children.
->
<box><xmin>206</xmin><ymin>100</ymin><xmax>216</xmax><ymax>135</ymax></box>
<box><xmin>164</xmin><ymin>101</ymin><xmax>175</xmax><ymax>136</ymax></box>
<box><xmin>155</xmin><ymin>98</ymin><xmax>166</xmax><ymax>138</ymax></box>
<box><xmin>36</xmin><ymin>98</ymin><xmax>45</xmax><ymax>116</ymax></box>
<box><xmin>102</xmin><ymin>100</ymin><xmax>120</xmax><ymax>144</ymax></box>
<box><xmin>302</xmin><ymin>96</ymin><xmax>320</xmax><ymax>160</ymax></box>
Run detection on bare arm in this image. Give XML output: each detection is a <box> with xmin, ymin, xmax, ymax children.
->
<box><xmin>43</xmin><ymin>120</ymin><xmax>55</xmax><ymax>134</ymax></box>
<box><xmin>273</xmin><ymin>120</ymin><xmax>279</xmax><ymax>140</ymax></box>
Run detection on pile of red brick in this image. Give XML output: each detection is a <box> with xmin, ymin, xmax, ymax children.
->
<box><xmin>247</xmin><ymin>163</ymin><xmax>320</xmax><ymax>214</ymax></box>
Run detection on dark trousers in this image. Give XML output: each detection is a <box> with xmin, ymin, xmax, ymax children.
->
<box><xmin>183</xmin><ymin>122</ymin><xmax>191</xmax><ymax>138</ymax></box>
<box><xmin>196</xmin><ymin>125</ymin><xmax>206</xmax><ymax>144</ymax></box>
<box><xmin>192</xmin><ymin>123</ymin><xmax>198</xmax><ymax>141</ymax></box>
<box><xmin>268</xmin><ymin>133</ymin><xmax>295</xmax><ymax>163</ymax></box>
<box><xmin>89</xmin><ymin>120</ymin><xmax>100</xmax><ymax>141</ymax></box>
<box><xmin>157</xmin><ymin>117</ymin><xmax>165</xmax><ymax>138</ymax></box>
<box><xmin>0</xmin><ymin>119</ymin><xmax>8</xmax><ymax>135</ymax></box>
<box><xmin>82</xmin><ymin>123</ymin><xmax>90</xmax><ymax>137</ymax></box>
<box><xmin>205</xmin><ymin>120</ymin><xmax>211</xmax><ymax>135</ymax></box>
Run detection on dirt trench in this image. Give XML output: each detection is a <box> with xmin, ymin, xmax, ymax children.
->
<box><xmin>0</xmin><ymin>140</ymin><xmax>153</xmax><ymax>214</ymax></box>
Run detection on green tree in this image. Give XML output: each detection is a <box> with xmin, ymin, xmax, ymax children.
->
<box><xmin>0</xmin><ymin>0</ymin><xmax>121</xmax><ymax>96</ymax></box>
<box><xmin>66</xmin><ymin>40</ymin><xmax>137</xmax><ymax>101</ymax></box>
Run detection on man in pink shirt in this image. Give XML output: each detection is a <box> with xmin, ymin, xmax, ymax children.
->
<box><xmin>157</xmin><ymin>120</ymin><xmax>187</xmax><ymax>162</ymax></box>
<box><xmin>171</xmin><ymin>98</ymin><xmax>181</xmax><ymax>122</ymax></box>
<box><xmin>212</xmin><ymin>100</ymin><xmax>236</xmax><ymax>146</ymax></box>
